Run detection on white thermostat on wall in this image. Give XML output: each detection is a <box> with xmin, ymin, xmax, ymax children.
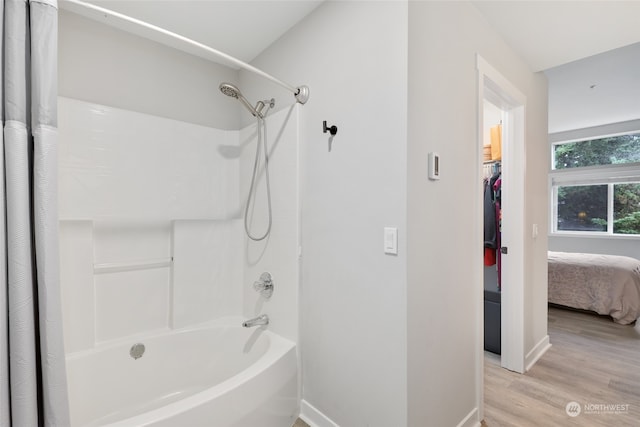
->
<box><xmin>428</xmin><ymin>152</ymin><xmax>440</xmax><ymax>180</ymax></box>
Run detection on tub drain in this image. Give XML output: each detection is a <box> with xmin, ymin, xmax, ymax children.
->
<box><xmin>130</xmin><ymin>343</ymin><xmax>145</xmax><ymax>360</ymax></box>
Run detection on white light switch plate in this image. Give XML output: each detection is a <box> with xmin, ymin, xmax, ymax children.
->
<box><xmin>428</xmin><ymin>152</ymin><xmax>440</xmax><ymax>180</ymax></box>
<box><xmin>384</xmin><ymin>227</ymin><xmax>398</xmax><ymax>255</ymax></box>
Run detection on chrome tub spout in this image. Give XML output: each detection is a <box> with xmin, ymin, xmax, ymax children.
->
<box><xmin>242</xmin><ymin>314</ymin><xmax>269</xmax><ymax>328</ymax></box>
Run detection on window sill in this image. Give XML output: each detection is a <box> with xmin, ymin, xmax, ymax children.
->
<box><xmin>549</xmin><ymin>232</ymin><xmax>640</xmax><ymax>240</ymax></box>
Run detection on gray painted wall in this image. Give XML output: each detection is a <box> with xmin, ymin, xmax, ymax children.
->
<box><xmin>549</xmin><ymin>235</ymin><xmax>639</xmax><ymax>259</ymax></box>
<box><xmin>407</xmin><ymin>2</ymin><xmax>548</xmax><ymax>425</ymax></box>
<box><xmin>245</xmin><ymin>2</ymin><xmax>408</xmax><ymax>425</ymax></box>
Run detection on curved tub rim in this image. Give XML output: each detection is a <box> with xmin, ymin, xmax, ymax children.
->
<box><xmin>66</xmin><ymin>317</ymin><xmax>297</xmax><ymax>427</ymax></box>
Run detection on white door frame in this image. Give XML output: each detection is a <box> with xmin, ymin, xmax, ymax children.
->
<box><xmin>475</xmin><ymin>54</ymin><xmax>527</xmax><ymax>420</ymax></box>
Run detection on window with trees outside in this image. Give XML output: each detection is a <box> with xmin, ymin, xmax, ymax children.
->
<box><xmin>550</xmin><ymin>132</ymin><xmax>640</xmax><ymax>236</ymax></box>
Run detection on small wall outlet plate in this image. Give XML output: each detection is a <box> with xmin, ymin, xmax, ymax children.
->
<box><xmin>428</xmin><ymin>152</ymin><xmax>440</xmax><ymax>180</ymax></box>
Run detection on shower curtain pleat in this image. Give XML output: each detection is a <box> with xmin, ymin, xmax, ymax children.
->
<box><xmin>34</xmin><ymin>125</ymin><xmax>69</xmax><ymax>425</ymax></box>
<box><xmin>1</xmin><ymin>0</ymin><xmax>71</xmax><ymax>425</ymax></box>
<box><xmin>6</xmin><ymin>122</ymin><xmax>39</xmax><ymax>427</ymax></box>
<box><xmin>0</xmin><ymin>2</ymin><xmax>6</xmax><ymax>424</ymax></box>
<box><xmin>0</xmin><ymin>129</ymin><xmax>10</xmax><ymax>427</ymax></box>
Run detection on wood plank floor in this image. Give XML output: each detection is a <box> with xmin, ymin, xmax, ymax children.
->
<box><xmin>292</xmin><ymin>418</ymin><xmax>310</xmax><ymax>427</ymax></box>
<box><xmin>483</xmin><ymin>306</ymin><xmax>640</xmax><ymax>427</ymax></box>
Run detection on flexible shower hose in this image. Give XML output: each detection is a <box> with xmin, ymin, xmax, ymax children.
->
<box><xmin>244</xmin><ymin>111</ymin><xmax>272</xmax><ymax>241</ymax></box>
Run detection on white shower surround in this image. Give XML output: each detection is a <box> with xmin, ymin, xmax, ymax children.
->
<box><xmin>58</xmin><ymin>97</ymin><xmax>301</xmax><ymax>424</ymax></box>
<box><xmin>58</xmin><ymin>97</ymin><xmax>241</xmax><ymax>221</ymax></box>
<box><xmin>239</xmin><ymin>104</ymin><xmax>301</xmax><ymax>343</ymax></box>
<box><xmin>58</xmin><ymin>97</ymin><xmax>243</xmax><ymax>350</ymax></box>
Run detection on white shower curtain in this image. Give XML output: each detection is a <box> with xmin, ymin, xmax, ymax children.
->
<box><xmin>0</xmin><ymin>0</ymin><xmax>70</xmax><ymax>426</ymax></box>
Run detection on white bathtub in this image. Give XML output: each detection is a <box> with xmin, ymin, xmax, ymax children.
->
<box><xmin>66</xmin><ymin>318</ymin><xmax>298</xmax><ymax>427</ymax></box>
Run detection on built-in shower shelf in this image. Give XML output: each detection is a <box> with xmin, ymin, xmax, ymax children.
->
<box><xmin>93</xmin><ymin>258</ymin><xmax>172</xmax><ymax>274</ymax></box>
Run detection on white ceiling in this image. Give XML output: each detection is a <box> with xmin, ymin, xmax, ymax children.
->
<box><xmin>545</xmin><ymin>42</ymin><xmax>640</xmax><ymax>133</ymax></box>
<box><xmin>472</xmin><ymin>1</ymin><xmax>640</xmax><ymax>72</ymax></box>
<box><xmin>62</xmin><ymin>0</ymin><xmax>324</xmax><ymax>65</ymax></box>
<box><xmin>62</xmin><ymin>1</ymin><xmax>640</xmax><ymax>73</ymax></box>
<box><xmin>61</xmin><ymin>1</ymin><xmax>640</xmax><ymax>133</ymax></box>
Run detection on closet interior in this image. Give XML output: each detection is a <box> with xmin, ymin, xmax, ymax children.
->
<box><xmin>483</xmin><ymin>100</ymin><xmax>503</xmax><ymax>355</ymax></box>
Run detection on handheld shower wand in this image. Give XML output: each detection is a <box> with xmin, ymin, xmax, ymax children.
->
<box><xmin>219</xmin><ymin>82</ymin><xmax>275</xmax><ymax>241</ymax></box>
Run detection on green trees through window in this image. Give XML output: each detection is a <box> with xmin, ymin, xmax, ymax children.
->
<box><xmin>554</xmin><ymin>134</ymin><xmax>640</xmax><ymax>169</ymax></box>
<box><xmin>614</xmin><ymin>183</ymin><xmax>640</xmax><ymax>234</ymax></box>
<box><xmin>553</xmin><ymin>133</ymin><xmax>640</xmax><ymax>235</ymax></box>
<box><xmin>557</xmin><ymin>185</ymin><xmax>607</xmax><ymax>232</ymax></box>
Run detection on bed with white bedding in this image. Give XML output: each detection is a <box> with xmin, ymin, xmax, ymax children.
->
<box><xmin>548</xmin><ymin>251</ymin><xmax>640</xmax><ymax>324</ymax></box>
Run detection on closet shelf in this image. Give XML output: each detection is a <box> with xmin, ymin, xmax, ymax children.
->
<box><xmin>94</xmin><ymin>258</ymin><xmax>172</xmax><ymax>274</ymax></box>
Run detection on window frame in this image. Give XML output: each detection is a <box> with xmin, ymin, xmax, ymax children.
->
<box><xmin>549</xmin><ymin>125</ymin><xmax>640</xmax><ymax>239</ymax></box>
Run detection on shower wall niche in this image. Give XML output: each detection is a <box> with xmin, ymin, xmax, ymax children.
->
<box><xmin>58</xmin><ymin>97</ymin><xmax>300</xmax><ymax>353</ymax></box>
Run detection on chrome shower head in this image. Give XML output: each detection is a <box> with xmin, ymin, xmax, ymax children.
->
<box><xmin>219</xmin><ymin>82</ymin><xmax>240</xmax><ymax>99</ymax></box>
<box><xmin>219</xmin><ymin>82</ymin><xmax>261</xmax><ymax>117</ymax></box>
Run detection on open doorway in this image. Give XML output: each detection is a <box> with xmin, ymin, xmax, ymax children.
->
<box><xmin>482</xmin><ymin>99</ymin><xmax>503</xmax><ymax>357</ymax></box>
<box><xmin>476</xmin><ymin>55</ymin><xmax>527</xmax><ymax>419</ymax></box>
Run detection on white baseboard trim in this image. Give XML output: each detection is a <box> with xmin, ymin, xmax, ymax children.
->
<box><xmin>301</xmin><ymin>399</ymin><xmax>480</xmax><ymax>427</ymax></box>
<box><xmin>457</xmin><ymin>407</ymin><xmax>481</xmax><ymax>427</ymax></box>
<box><xmin>525</xmin><ymin>334</ymin><xmax>551</xmax><ymax>371</ymax></box>
<box><xmin>300</xmin><ymin>400</ymin><xmax>339</xmax><ymax>427</ymax></box>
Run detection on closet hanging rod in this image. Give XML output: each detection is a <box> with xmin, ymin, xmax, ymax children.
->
<box><xmin>60</xmin><ymin>0</ymin><xmax>310</xmax><ymax>104</ymax></box>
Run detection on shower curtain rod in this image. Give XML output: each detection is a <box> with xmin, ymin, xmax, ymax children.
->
<box><xmin>60</xmin><ymin>0</ymin><xmax>310</xmax><ymax>104</ymax></box>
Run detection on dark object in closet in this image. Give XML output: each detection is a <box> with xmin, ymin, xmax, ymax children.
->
<box><xmin>483</xmin><ymin>179</ymin><xmax>496</xmax><ymax>249</ymax></box>
<box><xmin>493</xmin><ymin>176</ymin><xmax>502</xmax><ymax>290</ymax></box>
<box><xmin>484</xmin><ymin>171</ymin><xmax>501</xmax><ymax>267</ymax></box>
<box><xmin>484</xmin><ymin>290</ymin><xmax>501</xmax><ymax>354</ymax></box>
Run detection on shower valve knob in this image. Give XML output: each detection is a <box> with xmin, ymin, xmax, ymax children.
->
<box><xmin>253</xmin><ymin>272</ymin><xmax>274</xmax><ymax>298</ymax></box>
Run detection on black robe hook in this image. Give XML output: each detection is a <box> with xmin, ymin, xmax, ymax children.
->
<box><xmin>323</xmin><ymin>121</ymin><xmax>338</xmax><ymax>136</ymax></box>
